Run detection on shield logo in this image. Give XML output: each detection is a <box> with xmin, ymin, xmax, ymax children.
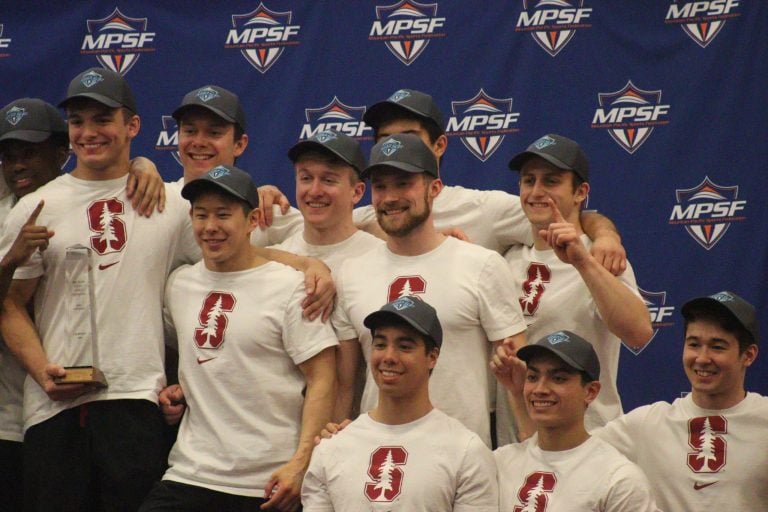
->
<box><xmin>633</xmin><ymin>288</ymin><xmax>672</xmax><ymax>355</ymax></box>
<box><xmin>596</xmin><ymin>81</ymin><xmax>664</xmax><ymax>154</ymax></box>
<box><xmin>665</xmin><ymin>0</ymin><xmax>738</xmax><ymax>48</ymax></box>
<box><xmin>80</xmin><ymin>70</ymin><xmax>104</xmax><ymax>88</ymax></box>
<box><xmin>196</xmin><ymin>87</ymin><xmax>220</xmax><ymax>103</ymax></box>
<box><xmin>305</xmin><ymin>96</ymin><xmax>366</xmax><ymax>125</ymax></box>
<box><xmin>231</xmin><ymin>4</ymin><xmax>295</xmax><ymax>74</ymax></box>
<box><xmin>86</xmin><ymin>8</ymin><xmax>150</xmax><ymax>75</ymax></box>
<box><xmin>5</xmin><ymin>106</ymin><xmax>26</xmax><ymax>126</ymax></box>
<box><xmin>155</xmin><ymin>115</ymin><xmax>181</xmax><ymax>167</ymax></box>
<box><xmin>373</xmin><ymin>1</ymin><xmax>441</xmax><ymax>65</ymax></box>
<box><xmin>520</xmin><ymin>0</ymin><xmax>590</xmax><ymax>57</ymax></box>
<box><xmin>546</xmin><ymin>331</ymin><xmax>570</xmax><ymax>345</ymax></box>
<box><xmin>674</xmin><ymin>176</ymin><xmax>740</xmax><ymax>250</ymax></box>
<box><xmin>313</xmin><ymin>130</ymin><xmax>338</xmax><ymax>144</ymax></box>
<box><xmin>210</xmin><ymin>166</ymin><xmax>231</xmax><ymax>179</ymax></box>
<box><xmin>381</xmin><ymin>139</ymin><xmax>403</xmax><ymax>156</ymax></box>
<box><xmin>449</xmin><ymin>89</ymin><xmax>518</xmax><ymax>162</ymax></box>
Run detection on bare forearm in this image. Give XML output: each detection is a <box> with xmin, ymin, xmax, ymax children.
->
<box><xmin>581</xmin><ymin>211</ymin><xmax>619</xmax><ymax>241</ymax></box>
<box><xmin>256</xmin><ymin>247</ymin><xmax>311</xmax><ymax>272</ymax></box>
<box><xmin>1</xmin><ymin>298</ymin><xmax>48</xmax><ymax>385</ymax></box>
<box><xmin>293</xmin><ymin>375</ymin><xmax>335</xmax><ymax>468</ymax></box>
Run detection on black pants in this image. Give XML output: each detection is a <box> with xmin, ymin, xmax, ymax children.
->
<box><xmin>140</xmin><ymin>480</ymin><xmax>272</xmax><ymax>512</ymax></box>
<box><xmin>0</xmin><ymin>439</ymin><xmax>23</xmax><ymax>511</ymax></box>
<box><xmin>24</xmin><ymin>399</ymin><xmax>167</xmax><ymax>512</ymax></box>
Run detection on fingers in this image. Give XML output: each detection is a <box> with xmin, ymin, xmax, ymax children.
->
<box><xmin>25</xmin><ymin>200</ymin><xmax>45</xmax><ymax>225</ymax></box>
<box><xmin>126</xmin><ymin>172</ymin><xmax>137</xmax><ymax>197</ymax></box>
<box><xmin>547</xmin><ymin>196</ymin><xmax>566</xmax><ymax>223</ymax></box>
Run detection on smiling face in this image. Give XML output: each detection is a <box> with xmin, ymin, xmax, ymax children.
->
<box><xmin>178</xmin><ymin>108</ymin><xmax>247</xmax><ymax>180</ymax></box>
<box><xmin>190</xmin><ymin>189</ymin><xmax>259</xmax><ymax>272</ymax></box>
<box><xmin>370</xmin><ymin>323</ymin><xmax>437</xmax><ymax>400</ymax></box>
<box><xmin>519</xmin><ymin>157</ymin><xmax>588</xmax><ymax>229</ymax></box>
<box><xmin>0</xmin><ymin>138</ymin><xmax>66</xmax><ymax>197</ymax></box>
<box><xmin>66</xmin><ymin>100</ymin><xmax>139</xmax><ymax>178</ymax></box>
<box><xmin>683</xmin><ymin>319</ymin><xmax>757</xmax><ymax>409</ymax></box>
<box><xmin>371</xmin><ymin>168</ymin><xmax>441</xmax><ymax>239</ymax></box>
<box><xmin>523</xmin><ymin>351</ymin><xmax>600</xmax><ymax>431</ymax></box>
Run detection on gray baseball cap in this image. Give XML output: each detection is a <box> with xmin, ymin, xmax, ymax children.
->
<box><xmin>59</xmin><ymin>67</ymin><xmax>137</xmax><ymax>113</ymax></box>
<box><xmin>0</xmin><ymin>98</ymin><xmax>68</xmax><ymax>144</ymax></box>
<box><xmin>288</xmin><ymin>129</ymin><xmax>367</xmax><ymax>175</ymax></box>
<box><xmin>364</xmin><ymin>89</ymin><xmax>445</xmax><ymax>133</ymax></box>
<box><xmin>364</xmin><ymin>296</ymin><xmax>443</xmax><ymax>348</ymax></box>
<box><xmin>682</xmin><ymin>291</ymin><xmax>758</xmax><ymax>344</ymax></box>
<box><xmin>362</xmin><ymin>133</ymin><xmax>438</xmax><ymax>179</ymax></box>
<box><xmin>517</xmin><ymin>330</ymin><xmax>601</xmax><ymax>382</ymax></box>
<box><xmin>173</xmin><ymin>85</ymin><xmax>246</xmax><ymax>132</ymax></box>
<box><xmin>508</xmin><ymin>133</ymin><xmax>589</xmax><ymax>182</ymax></box>
<box><xmin>181</xmin><ymin>164</ymin><xmax>258</xmax><ymax>208</ymax></box>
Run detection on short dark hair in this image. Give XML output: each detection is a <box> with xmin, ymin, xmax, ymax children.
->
<box><xmin>191</xmin><ymin>187</ymin><xmax>253</xmax><ymax>217</ymax></box>
<box><xmin>684</xmin><ymin>303</ymin><xmax>757</xmax><ymax>353</ymax></box>
<box><xmin>372</xmin><ymin>108</ymin><xmax>444</xmax><ymax>144</ymax></box>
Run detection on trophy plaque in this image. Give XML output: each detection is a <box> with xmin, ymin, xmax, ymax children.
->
<box><xmin>54</xmin><ymin>245</ymin><xmax>107</xmax><ymax>388</ymax></box>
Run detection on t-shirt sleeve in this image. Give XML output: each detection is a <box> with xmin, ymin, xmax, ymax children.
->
<box><xmin>352</xmin><ymin>204</ymin><xmax>377</xmax><ymax>231</ymax></box>
<box><xmin>454</xmin><ymin>434</ymin><xmax>499</xmax><ymax>511</ymax></box>
<box><xmin>301</xmin><ymin>445</ymin><xmax>334</xmax><ymax>511</ymax></box>
<box><xmin>478</xmin><ymin>251</ymin><xmax>527</xmax><ymax>341</ymax></box>
<box><xmin>487</xmin><ymin>189</ymin><xmax>533</xmax><ymax>249</ymax></box>
<box><xmin>0</xmin><ymin>199</ymin><xmax>44</xmax><ymax>280</ymax></box>
<box><xmin>282</xmin><ymin>279</ymin><xmax>339</xmax><ymax>365</ymax></box>
<box><xmin>331</xmin><ymin>266</ymin><xmax>361</xmax><ymax>342</ymax></box>
<box><xmin>251</xmin><ymin>206</ymin><xmax>304</xmax><ymax>247</ymax></box>
<box><xmin>592</xmin><ymin>407</ymin><xmax>645</xmax><ymax>462</ymax></box>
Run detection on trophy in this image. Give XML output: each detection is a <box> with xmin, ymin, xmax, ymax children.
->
<box><xmin>54</xmin><ymin>245</ymin><xmax>108</xmax><ymax>388</ymax></box>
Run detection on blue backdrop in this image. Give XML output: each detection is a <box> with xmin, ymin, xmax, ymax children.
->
<box><xmin>1</xmin><ymin>0</ymin><xmax>766</xmax><ymax>410</ymax></box>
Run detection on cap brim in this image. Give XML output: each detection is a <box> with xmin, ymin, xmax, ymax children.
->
<box><xmin>364</xmin><ymin>310</ymin><xmax>432</xmax><ymax>342</ymax></box>
<box><xmin>361</xmin><ymin>161</ymin><xmax>431</xmax><ymax>179</ymax></box>
<box><xmin>508</xmin><ymin>150</ymin><xmax>572</xmax><ymax>172</ymax></box>
<box><xmin>517</xmin><ymin>344</ymin><xmax>595</xmax><ymax>380</ymax></box>
<box><xmin>0</xmin><ymin>130</ymin><xmax>53</xmax><ymax>144</ymax></box>
<box><xmin>181</xmin><ymin>178</ymin><xmax>255</xmax><ymax>208</ymax></box>
<box><xmin>59</xmin><ymin>93</ymin><xmax>123</xmax><ymax>110</ymax></box>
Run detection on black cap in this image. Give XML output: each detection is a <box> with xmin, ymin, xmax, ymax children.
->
<box><xmin>362</xmin><ymin>133</ymin><xmax>438</xmax><ymax>179</ymax></box>
<box><xmin>181</xmin><ymin>164</ymin><xmax>258</xmax><ymax>208</ymax></box>
<box><xmin>682</xmin><ymin>291</ymin><xmax>759</xmax><ymax>344</ymax></box>
<box><xmin>508</xmin><ymin>134</ymin><xmax>589</xmax><ymax>182</ymax></box>
<box><xmin>364</xmin><ymin>296</ymin><xmax>443</xmax><ymax>348</ymax></box>
<box><xmin>517</xmin><ymin>330</ymin><xmax>601</xmax><ymax>382</ymax></box>
<box><xmin>172</xmin><ymin>85</ymin><xmax>246</xmax><ymax>132</ymax></box>
<box><xmin>0</xmin><ymin>98</ymin><xmax>68</xmax><ymax>144</ymax></box>
<box><xmin>288</xmin><ymin>129</ymin><xmax>367</xmax><ymax>175</ymax></box>
<box><xmin>59</xmin><ymin>67</ymin><xmax>137</xmax><ymax>113</ymax></box>
<box><xmin>364</xmin><ymin>89</ymin><xmax>445</xmax><ymax>134</ymax></box>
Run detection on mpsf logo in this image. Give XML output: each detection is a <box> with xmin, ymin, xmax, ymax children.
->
<box><xmin>516</xmin><ymin>0</ymin><xmax>593</xmax><ymax>57</ymax></box>
<box><xmin>155</xmin><ymin>116</ymin><xmax>181</xmax><ymax>167</ymax></box>
<box><xmin>669</xmin><ymin>176</ymin><xmax>746</xmax><ymax>250</ymax></box>
<box><xmin>665</xmin><ymin>0</ymin><xmax>740</xmax><ymax>48</ymax></box>
<box><xmin>226</xmin><ymin>3</ymin><xmax>300</xmax><ymax>74</ymax></box>
<box><xmin>299</xmin><ymin>97</ymin><xmax>371</xmax><ymax>140</ymax></box>
<box><xmin>0</xmin><ymin>23</ymin><xmax>11</xmax><ymax>57</ymax></box>
<box><xmin>4</xmin><ymin>106</ymin><xmax>26</xmax><ymax>126</ymax></box>
<box><xmin>81</xmin><ymin>8</ymin><xmax>156</xmax><ymax>75</ymax></box>
<box><xmin>634</xmin><ymin>288</ymin><xmax>674</xmax><ymax>354</ymax></box>
<box><xmin>591</xmin><ymin>81</ymin><xmax>670</xmax><ymax>154</ymax></box>
<box><xmin>446</xmin><ymin>89</ymin><xmax>520</xmax><ymax>162</ymax></box>
<box><xmin>369</xmin><ymin>1</ymin><xmax>446</xmax><ymax>66</ymax></box>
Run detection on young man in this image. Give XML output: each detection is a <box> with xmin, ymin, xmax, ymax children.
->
<box><xmin>593</xmin><ymin>291</ymin><xmax>767</xmax><ymax>510</ymax></box>
<box><xmin>0</xmin><ymin>68</ymin><xmax>200</xmax><ymax>511</ymax></box>
<box><xmin>273</xmin><ymin>129</ymin><xmax>382</xmax><ymax>275</ymax></box>
<box><xmin>333</xmin><ymin>133</ymin><xmax>527</xmax><ymax>447</ymax></box>
<box><xmin>357</xmin><ymin>88</ymin><xmax>627</xmax><ymax>273</ymax></box>
<box><xmin>141</xmin><ymin>165</ymin><xmax>337</xmax><ymax>511</ymax></box>
<box><xmin>498</xmin><ymin>134</ymin><xmax>652</xmax><ymax>440</ymax></box>
<box><xmin>302</xmin><ymin>296</ymin><xmax>498</xmax><ymax>511</ymax></box>
<box><xmin>492</xmin><ymin>330</ymin><xmax>659</xmax><ymax>511</ymax></box>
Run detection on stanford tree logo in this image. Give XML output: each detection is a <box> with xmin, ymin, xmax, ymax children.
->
<box><xmin>669</xmin><ymin>176</ymin><xmax>746</xmax><ymax>250</ymax></box>
<box><xmin>514</xmin><ymin>471</ymin><xmax>557</xmax><ymax>511</ymax></box>
<box><xmin>81</xmin><ymin>8</ymin><xmax>156</xmax><ymax>75</ymax></box>
<box><xmin>364</xmin><ymin>446</ymin><xmax>408</xmax><ymax>502</ymax></box>
<box><xmin>516</xmin><ymin>0</ymin><xmax>593</xmax><ymax>57</ymax></box>
<box><xmin>195</xmin><ymin>292</ymin><xmax>237</xmax><ymax>349</ymax></box>
<box><xmin>446</xmin><ymin>89</ymin><xmax>521</xmax><ymax>162</ymax></box>
<box><xmin>225</xmin><ymin>3</ymin><xmax>300</xmax><ymax>74</ymax></box>
<box><xmin>299</xmin><ymin>97</ymin><xmax>370</xmax><ymax>140</ymax></box>
<box><xmin>664</xmin><ymin>0</ymin><xmax>741</xmax><ymax>48</ymax></box>
<box><xmin>369</xmin><ymin>1</ymin><xmax>446</xmax><ymax>66</ymax></box>
<box><xmin>591</xmin><ymin>80</ymin><xmax>670</xmax><ymax>154</ymax></box>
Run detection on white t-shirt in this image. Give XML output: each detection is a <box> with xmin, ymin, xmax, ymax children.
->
<box><xmin>353</xmin><ymin>184</ymin><xmax>532</xmax><ymax>253</ymax></box>
<box><xmin>162</xmin><ymin>260</ymin><xmax>338</xmax><ymax>497</ymax></box>
<box><xmin>302</xmin><ymin>408</ymin><xmax>498</xmax><ymax>511</ymax></box>
<box><xmin>0</xmin><ymin>193</ymin><xmax>25</xmax><ymax>442</ymax></box>
<box><xmin>594</xmin><ymin>392</ymin><xmax>768</xmax><ymax>511</ymax></box>
<box><xmin>250</xmin><ymin>206</ymin><xmax>304</xmax><ymax>247</ymax></box>
<box><xmin>502</xmin><ymin>236</ymin><xmax>641</xmax><ymax>433</ymax></box>
<box><xmin>334</xmin><ymin>236</ymin><xmax>527</xmax><ymax>446</ymax></box>
<box><xmin>0</xmin><ymin>174</ymin><xmax>199</xmax><ymax>431</ymax></box>
<box><xmin>494</xmin><ymin>434</ymin><xmax>659</xmax><ymax>511</ymax></box>
<box><xmin>272</xmin><ymin>229</ymin><xmax>383</xmax><ymax>276</ymax></box>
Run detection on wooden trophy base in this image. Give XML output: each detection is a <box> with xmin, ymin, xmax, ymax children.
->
<box><xmin>54</xmin><ymin>366</ymin><xmax>108</xmax><ymax>388</ymax></box>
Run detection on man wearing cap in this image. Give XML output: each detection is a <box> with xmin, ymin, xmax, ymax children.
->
<box><xmin>333</xmin><ymin>132</ymin><xmax>527</xmax><ymax>447</ymax></box>
<box><xmin>274</xmin><ymin>129</ymin><xmax>382</xmax><ymax>275</ymax></box>
<box><xmin>496</xmin><ymin>133</ymin><xmax>652</xmax><ymax>444</ymax></box>
<box><xmin>592</xmin><ymin>291</ymin><xmax>768</xmax><ymax>510</ymax></box>
<box><xmin>141</xmin><ymin>165</ymin><xmax>337</xmax><ymax>511</ymax></box>
<box><xmin>355</xmin><ymin>88</ymin><xmax>626</xmax><ymax>273</ymax></box>
<box><xmin>0</xmin><ymin>68</ymin><xmax>201</xmax><ymax>511</ymax></box>
<box><xmin>492</xmin><ymin>330</ymin><xmax>659</xmax><ymax>511</ymax></box>
<box><xmin>302</xmin><ymin>296</ymin><xmax>498</xmax><ymax>511</ymax></box>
